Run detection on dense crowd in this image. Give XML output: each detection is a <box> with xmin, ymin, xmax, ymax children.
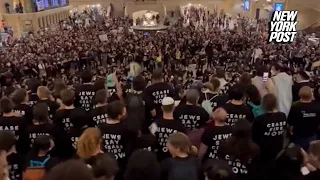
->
<box><xmin>0</xmin><ymin>6</ymin><xmax>319</xmax><ymax>180</ymax></box>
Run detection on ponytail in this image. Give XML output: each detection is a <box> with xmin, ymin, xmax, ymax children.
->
<box><xmin>189</xmin><ymin>145</ymin><xmax>198</xmax><ymax>156</ymax></box>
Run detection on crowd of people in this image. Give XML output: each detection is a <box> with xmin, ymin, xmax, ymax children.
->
<box><xmin>0</xmin><ymin>5</ymin><xmax>319</xmax><ymax>180</ymax></box>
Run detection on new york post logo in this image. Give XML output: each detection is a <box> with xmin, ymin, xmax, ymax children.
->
<box><xmin>268</xmin><ymin>11</ymin><xmax>298</xmax><ymax>43</ymax></box>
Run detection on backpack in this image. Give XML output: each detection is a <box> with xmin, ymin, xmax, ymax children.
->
<box><xmin>168</xmin><ymin>157</ymin><xmax>198</xmax><ymax>180</ymax></box>
<box><xmin>126</xmin><ymin>93</ymin><xmax>146</xmax><ymax>133</ymax></box>
<box><xmin>247</xmin><ymin>101</ymin><xmax>264</xmax><ymax>118</ymax></box>
<box><xmin>23</xmin><ymin>157</ymin><xmax>50</xmax><ymax>180</ymax></box>
<box><xmin>201</xmin><ymin>93</ymin><xmax>218</xmax><ymax>116</ymax></box>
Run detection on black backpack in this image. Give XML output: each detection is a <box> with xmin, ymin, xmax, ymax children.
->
<box><xmin>126</xmin><ymin>93</ymin><xmax>145</xmax><ymax>133</ymax></box>
<box><xmin>168</xmin><ymin>158</ymin><xmax>198</xmax><ymax>180</ymax></box>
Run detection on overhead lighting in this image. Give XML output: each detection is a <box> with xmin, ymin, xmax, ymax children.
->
<box><xmin>86</xmin><ymin>5</ymin><xmax>89</xmax><ymax>8</ymax></box>
<box><xmin>188</xmin><ymin>3</ymin><xmax>191</xmax><ymax>6</ymax></box>
<box><xmin>97</xmin><ymin>4</ymin><xmax>100</xmax><ymax>7</ymax></box>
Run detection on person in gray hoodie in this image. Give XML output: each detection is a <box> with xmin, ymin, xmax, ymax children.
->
<box><xmin>270</xmin><ymin>63</ymin><xmax>293</xmax><ymax>117</ymax></box>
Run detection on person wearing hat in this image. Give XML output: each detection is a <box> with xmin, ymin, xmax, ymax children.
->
<box><xmin>105</xmin><ymin>73</ymin><xmax>122</xmax><ymax>103</ymax></box>
<box><xmin>292</xmin><ymin>70</ymin><xmax>313</xmax><ymax>102</ymax></box>
<box><xmin>150</xmin><ymin>97</ymin><xmax>185</xmax><ymax>161</ymax></box>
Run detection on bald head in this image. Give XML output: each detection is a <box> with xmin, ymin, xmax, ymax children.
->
<box><xmin>212</xmin><ymin>108</ymin><xmax>227</xmax><ymax>123</ymax></box>
<box><xmin>299</xmin><ymin>86</ymin><xmax>312</xmax><ymax>101</ymax></box>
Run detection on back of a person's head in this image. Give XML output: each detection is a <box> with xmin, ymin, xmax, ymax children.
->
<box><xmin>125</xmin><ymin>150</ymin><xmax>160</xmax><ymax>180</ymax></box>
<box><xmin>262</xmin><ymin>93</ymin><xmax>277</xmax><ymax>111</ymax></box>
<box><xmin>106</xmin><ymin>100</ymin><xmax>125</xmax><ymax>120</ymax></box>
<box><xmin>0</xmin><ymin>97</ymin><xmax>13</xmax><ymax>114</ymax></box>
<box><xmin>167</xmin><ymin>132</ymin><xmax>197</xmax><ymax>156</ymax></box>
<box><xmin>204</xmin><ymin>159</ymin><xmax>235</xmax><ymax>180</ymax></box>
<box><xmin>239</xmin><ymin>72</ymin><xmax>252</xmax><ymax>86</ymax></box>
<box><xmin>152</xmin><ymin>69</ymin><xmax>163</xmax><ymax>81</ymax></box>
<box><xmin>228</xmin><ymin>84</ymin><xmax>245</xmax><ymax>101</ymax></box>
<box><xmin>33</xmin><ymin>102</ymin><xmax>49</xmax><ymax>123</ymax></box>
<box><xmin>210</xmin><ymin>77</ymin><xmax>221</xmax><ymax>92</ymax></box>
<box><xmin>0</xmin><ymin>131</ymin><xmax>15</xmax><ymax>152</ymax></box>
<box><xmin>246</xmin><ymin>84</ymin><xmax>260</xmax><ymax>103</ymax></box>
<box><xmin>95</xmin><ymin>89</ymin><xmax>108</xmax><ymax>104</ymax></box>
<box><xmin>299</xmin><ymin>86</ymin><xmax>313</xmax><ymax>101</ymax></box>
<box><xmin>37</xmin><ymin>86</ymin><xmax>51</xmax><ymax>99</ymax></box>
<box><xmin>90</xmin><ymin>153</ymin><xmax>118</xmax><ymax>180</ymax></box>
<box><xmin>133</xmin><ymin>75</ymin><xmax>146</xmax><ymax>91</ymax></box>
<box><xmin>45</xmin><ymin>160</ymin><xmax>93</xmax><ymax>180</ymax></box>
<box><xmin>28</xmin><ymin>78</ymin><xmax>41</xmax><ymax>93</ymax></box>
<box><xmin>60</xmin><ymin>89</ymin><xmax>75</xmax><ymax>106</ymax></box>
<box><xmin>186</xmin><ymin>89</ymin><xmax>199</xmax><ymax>105</ymax></box>
<box><xmin>81</xmin><ymin>70</ymin><xmax>93</xmax><ymax>83</ymax></box>
<box><xmin>53</xmin><ymin>78</ymin><xmax>66</xmax><ymax>98</ymax></box>
<box><xmin>161</xmin><ymin>97</ymin><xmax>175</xmax><ymax>113</ymax></box>
<box><xmin>30</xmin><ymin>135</ymin><xmax>52</xmax><ymax>156</ymax></box>
<box><xmin>77</xmin><ymin>128</ymin><xmax>101</xmax><ymax>160</ymax></box>
<box><xmin>212</xmin><ymin>108</ymin><xmax>227</xmax><ymax>123</ymax></box>
<box><xmin>272</xmin><ymin>63</ymin><xmax>285</xmax><ymax>73</ymax></box>
<box><xmin>227</xmin><ymin>119</ymin><xmax>257</xmax><ymax>162</ymax></box>
<box><xmin>11</xmin><ymin>88</ymin><xmax>27</xmax><ymax>105</ymax></box>
<box><xmin>93</xmin><ymin>78</ymin><xmax>106</xmax><ymax>92</ymax></box>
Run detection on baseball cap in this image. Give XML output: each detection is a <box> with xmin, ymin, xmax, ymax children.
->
<box><xmin>106</xmin><ymin>74</ymin><xmax>115</xmax><ymax>88</ymax></box>
<box><xmin>162</xmin><ymin>97</ymin><xmax>174</xmax><ymax>106</ymax></box>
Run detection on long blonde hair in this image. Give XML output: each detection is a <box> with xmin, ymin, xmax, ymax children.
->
<box><xmin>76</xmin><ymin>128</ymin><xmax>102</xmax><ymax>160</ymax></box>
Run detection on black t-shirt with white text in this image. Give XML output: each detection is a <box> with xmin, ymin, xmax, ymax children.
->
<box><xmin>252</xmin><ymin>112</ymin><xmax>287</xmax><ymax>160</ymax></box>
<box><xmin>288</xmin><ymin>101</ymin><xmax>320</xmax><ymax>137</ymax></box>
<box><xmin>154</xmin><ymin>118</ymin><xmax>186</xmax><ymax>161</ymax></box>
<box><xmin>222</xmin><ymin>103</ymin><xmax>253</xmax><ymax>126</ymax></box>
<box><xmin>0</xmin><ymin>116</ymin><xmax>27</xmax><ymax>153</ymax></box>
<box><xmin>54</xmin><ymin>108</ymin><xmax>92</xmax><ymax>133</ymax></box>
<box><xmin>144</xmin><ymin>82</ymin><xmax>174</xmax><ymax>117</ymax></box>
<box><xmin>25</xmin><ymin>123</ymin><xmax>72</xmax><ymax>159</ymax></box>
<box><xmin>75</xmin><ymin>84</ymin><xmax>96</xmax><ymax>111</ymax></box>
<box><xmin>90</xmin><ymin>105</ymin><xmax>108</xmax><ymax>126</ymax></box>
<box><xmin>69</xmin><ymin>126</ymin><xmax>88</xmax><ymax>150</ymax></box>
<box><xmin>174</xmin><ymin>104</ymin><xmax>209</xmax><ymax>131</ymax></box>
<box><xmin>201</xmin><ymin>125</ymin><xmax>232</xmax><ymax>160</ymax></box>
<box><xmin>98</xmin><ymin>121</ymin><xmax>136</xmax><ymax>169</ymax></box>
<box><xmin>7</xmin><ymin>152</ymin><xmax>23</xmax><ymax>180</ymax></box>
<box><xmin>13</xmin><ymin>104</ymin><xmax>33</xmax><ymax>125</ymax></box>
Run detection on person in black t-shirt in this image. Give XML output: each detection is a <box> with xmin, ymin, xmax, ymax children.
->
<box><xmin>218</xmin><ymin>119</ymin><xmax>260</xmax><ymax>180</ymax></box>
<box><xmin>174</xmin><ymin>89</ymin><xmax>209</xmax><ymax>131</ymax></box>
<box><xmin>151</xmin><ymin>97</ymin><xmax>186</xmax><ymax>161</ymax></box>
<box><xmin>55</xmin><ymin>89</ymin><xmax>93</xmax><ymax>133</ymax></box>
<box><xmin>0</xmin><ymin>98</ymin><xmax>27</xmax><ymax>154</ymax></box>
<box><xmin>24</xmin><ymin>135</ymin><xmax>60</xmax><ymax>173</ymax></box>
<box><xmin>90</xmin><ymin>89</ymin><xmax>109</xmax><ymax>126</ymax></box>
<box><xmin>222</xmin><ymin>84</ymin><xmax>253</xmax><ymax>126</ymax></box>
<box><xmin>204</xmin><ymin>159</ymin><xmax>235</xmax><ymax>180</ymax></box>
<box><xmin>11</xmin><ymin>88</ymin><xmax>33</xmax><ymax>125</ymax></box>
<box><xmin>252</xmin><ymin>93</ymin><xmax>286</xmax><ymax>162</ymax></box>
<box><xmin>98</xmin><ymin>100</ymin><xmax>136</xmax><ymax>170</ymax></box>
<box><xmin>144</xmin><ymin>69</ymin><xmax>174</xmax><ymax>118</ymax></box>
<box><xmin>69</xmin><ymin>108</ymin><xmax>89</xmax><ymax>151</ymax></box>
<box><xmin>161</xmin><ymin>132</ymin><xmax>201</xmax><ymax>180</ymax></box>
<box><xmin>292</xmin><ymin>71</ymin><xmax>313</xmax><ymax>103</ymax></box>
<box><xmin>205</xmin><ymin>78</ymin><xmax>228</xmax><ymax>111</ymax></box>
<box><xmin>288</xmin><ymin>86</ymin><xmax>320</xmax><ymax>150</ymax></box>
<box><xmin>0</xmin><ymin>131</ymin><xmax>23</xmax><ymax>180</ymax></box>
<box><xmin>199</xmin><ymin>108</ymin><xmax>232</xmax><ymax>162</ymax></box>
<box><xmin>36</xmin><ymin>86</ymin><xmax>60</xmax><ymax>121</ymax></box>
<box><xmin>75</xmin><ymin>70</ymin><xmax>96</xmax><ymax>111</ymax></box>
<box><xmin>125</xmin><ymin>150</ymin><xmax>160</xmax><ymax>180</ymax></box>
<box><xmin>27</xmin><ymin>78</ymin><xmax>41</xmax><ymax>107</ymax></box>
<box><xmin>26</xmin><ymin>103</ymin><xmax>71</xmax><ymax>160</ymax></box>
